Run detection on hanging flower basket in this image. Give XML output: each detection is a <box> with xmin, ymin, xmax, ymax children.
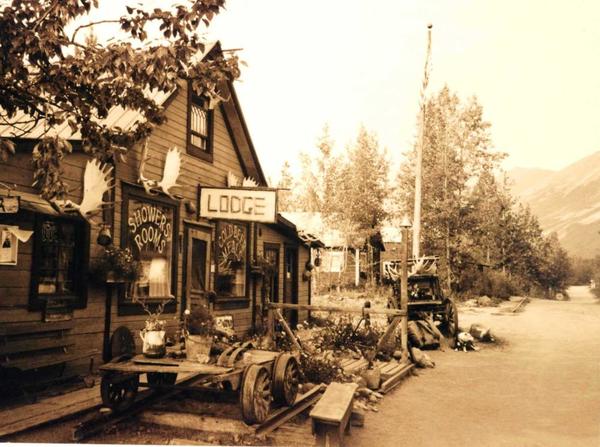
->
<box><xmin>90</xmin><ymin>246</ymin><xmax>142</xmax><ymax>284</ymax></box>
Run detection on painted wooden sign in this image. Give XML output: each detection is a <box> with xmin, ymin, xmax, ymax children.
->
<box><xmin>199</xmin><ymin>187</ymin><xmax>277</xmax><ymax>223</ymax></box>
<box><xmin>0</xmin><ymin>196</ymin><xmax>19</xmax><ymax>214</ymax></box>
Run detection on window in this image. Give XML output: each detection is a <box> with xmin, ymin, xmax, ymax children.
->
<box><xmin>215</xmin><ymin>221</ymin><xmax>248</xmax><ymax>299</ymax></box>
<box><xmin>30</xmin><ymin>216</ymin><xmax>88</xmax><ymax>310</ymax></box>
<box><xmin>187</xmin><ymin>89</ymin><xmax>213</xmax><ymax>161</ymax></box>
<box><xmin>120</xmin><ymin>186</ymin><xmax>178</xmax><ymax>314</ymax></box>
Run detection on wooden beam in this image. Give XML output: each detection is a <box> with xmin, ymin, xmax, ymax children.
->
<box><xmin>273</xmin><ymin>309</ymin><xmax>303</xmax><ymax>352</ymax></box>
<box><xmin>268</xmin><ymin>302</ymin><xmax>406</xmax><ymax>317</ymax></box>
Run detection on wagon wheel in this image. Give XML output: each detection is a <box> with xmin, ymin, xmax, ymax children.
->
<box><xmin>271</xmin><ymin>353</ymin><xmax>299</xmax><ymax>407</ymax></box>
<box><xmin>100</xmin><ymin>374</ymin><xmax>139</xmax><ymax>412</ymax></box>
<box><xmin>240</xmin><ymin>364</ymin><xmax>272</xmax><ymax>424</ymax></box>
<box><xmin>440</xmin><ymin>300</ymin><xmax>459</xmax><ymax>347</ymax></box>
<box><xmin>147</xmin><ymin>372</ymin><xmax>177</xmax><ymax>387</ymax></box>
<box><xmin>109</xmin><ymin>326</ymin><xmax>135</xmax><ymax>361</ymax></box>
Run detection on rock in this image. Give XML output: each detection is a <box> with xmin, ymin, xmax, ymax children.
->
<box><xmin>463</xmin><ymin>299</ymin><xmax>478</xmax><ymax>307</ymax></box>
<box><xmin>372</xmin><ymin>392</ymin><xmax>383</xmax><ymax>399</ymax></box>
<box><xmin>354</xmin><ymin>400</ymin><xmax>369</xmax><ymax>411</ymax></box>
<box><xmin>361</xmin><ymin>367</ymin><xmax>381</xmax><ymax>390</ymax></box>
<box><xmin>469</xmin><ymin>323</ymin><xmax>495</xmax><ymax>342</ymax></box>
<box><xmin>356</xmin><ymin>387</ymin><xmax>372</xmax><ymax>398</ymax></box>
<box><xmin>392</xmin><ymin>350</ymin><xmax>403</xmax><ymax>359</ymax></box>
<box><xmin>368</xmin><ymin>394</ymin><xmax>379</xmax><ymax>403</ymax></box>
<box><xmin>477</xmin><ymin>295</ymin><xmax>493</xmax><ymax>307</ymax></box>
<box><xmin>355</xmin><ymin>377</ymin><xmax>368</xmax><ymax>388</ymax></box>
<box><xmin>411</xmin><ymin>347</ymin><xmax>435</xmax><ymax>368</ymax></box>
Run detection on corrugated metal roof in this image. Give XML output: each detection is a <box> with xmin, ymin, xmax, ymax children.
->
<box><xmin>0</xmin><ymin>88</ymin><xmax>174</xmax><ymax>140</ymax></box>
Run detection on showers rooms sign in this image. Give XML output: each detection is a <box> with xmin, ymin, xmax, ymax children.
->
<box><xmin>199</xmin><ymin>187</ymin><xmax>277</xmax><ymax>223</ymax></box>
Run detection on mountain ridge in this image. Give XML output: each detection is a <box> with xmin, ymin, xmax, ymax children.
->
<box><xmin>508</xmin><ymin>150</ymin><xmax>600</xmax><ymax>259</ymax></box>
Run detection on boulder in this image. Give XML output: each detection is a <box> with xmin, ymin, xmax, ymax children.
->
<box><xmin>477</xmin><ymin>296</ymin><xmax>493</xmax><ymax>307</ymax></box>
<box><xmin>411</xmin><ymin>347</ymin><xmax>435</xmax><ymax>368</ymax></box>
<box><xmin>469</xmin><ymin>323</ymin><xmax>495</xmax><ymax>342</ymax></box>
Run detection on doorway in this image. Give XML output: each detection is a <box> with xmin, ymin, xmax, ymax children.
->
<box><xmin>283</xmin><ymin>246</ymin><xmax>298</xmax><ymax>327</ymax></box>
<box><xmin>183</xmin><ymin>225</ymin><xmax>212</xmax><ymax>312</ymax></box>
<box><xmin>263</xmin><ymin>244</ymin><xmax>280</xmax><ymax>304</ymax></box>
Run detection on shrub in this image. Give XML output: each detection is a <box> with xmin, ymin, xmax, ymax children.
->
<box><xmin>318</xmin><ymin>316</ymin><xmax>381</xmax><ymax>352</ymax></box>
<box><xmin>299</xmin><ymin>353</ymin><xmax>344</xmax><ymax>384</ymax></box>
<box><xmin>186</xmin><ymin>305</ymin><xmax>215</xmax><ymax>336</ymax></box>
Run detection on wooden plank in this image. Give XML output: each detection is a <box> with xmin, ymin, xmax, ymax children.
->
<box><xmin>139</xmin><ymin>412</ymin><xmax>254</xmax><ymax>435</ymax></box>
<box><xmin>0</xmin><ymin>337</ymin><xmax>73</xmax><ymax>356</ymax></box>
<box><xmin>341</xmin><ymin>358</ymin><xmax>368</xmax><ymax>375</ymax></box>
<box><xmin>100</xmin><ymin>359</ymin><xmax>233</xmax><ymax>375</ymax></box>
<box><xmin>5</xmin><ymin>349</ymin><xmax>97</xmax><ymax>370</ymax></box>
<box><xmin>379</xmin><ymin>363</ymin><xmax>414</xmax><ymax>394</ymax></box>
<box><xmin>0</xmin><ymin>385</ymin><xmax>102</xmax><ymax>438</ymax></box>
<box><xmin>255</xmin><ymin>384</ymin><xmax>326</xmax><ymax>437</ymax></box>
<box><xmin>1</xmin><ymin>320</ymin><xmax>74</xmax><ymax>335</ymax></box>
<box><xmin>269</xmin><ymin>302</ymin><xmax>406</xmax><ymax>317</ymax></box>
<box><xmin>310</xmin><ymin>383</ymin><xmax>358</xmax><ymax>423</ymax></box>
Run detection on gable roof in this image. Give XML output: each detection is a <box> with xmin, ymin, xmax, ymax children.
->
<box><xmin>0</xmin><ymin>41</ymin><xmax>267</xmax><ymax>186</ymax></box>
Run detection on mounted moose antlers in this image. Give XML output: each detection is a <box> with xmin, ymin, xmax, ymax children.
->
<box><xmin>138</xmin><ymin>140</ymin><xmax>183</xmax><ymax>200</ymax></box>
<box><xmin>53</xmin><ymin>159</ymin><xmax>113</xmax><ymax>219</ymax></box>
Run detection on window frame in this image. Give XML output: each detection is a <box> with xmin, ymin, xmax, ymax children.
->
<box><xmin>119</xmin><ymin>184</ymin><xmax>179</xmax><ymax>316</ymax></box>
<box><xmin>186</xmin><ymin>84</ymin><xmax>214</xmax><ymax>162</ymax></box>
<box><xmin>214</xmin><ymin>220</ymin><xmax>250</xmax><ymax>303</ymax></box>
<box><xmin>29</xmin><ymin>214</ymin><xmax>89</xmax><ymax>311</ymax></box>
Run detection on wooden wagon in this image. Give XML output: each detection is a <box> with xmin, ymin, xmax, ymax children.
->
<box><xmin>98</xmin><ymin>343</ymin><xmax>300</xmax><ymax>425</ymax></box>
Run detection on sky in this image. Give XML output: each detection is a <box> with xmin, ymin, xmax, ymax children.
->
<box><xmin>198</xmin><ymin>0</ymin><xmax>600</xmax><ymax>181</ymax></box>
<box><xmin>71</xmin><ymin>0</ymin><xmax>600</xmax><ymax>182</ymax></box>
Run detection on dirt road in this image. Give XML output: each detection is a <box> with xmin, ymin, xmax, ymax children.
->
<box><xmin>350</xmin><ymin>286</ymin><xmax>600</xmax><ymax>447</ymax></box>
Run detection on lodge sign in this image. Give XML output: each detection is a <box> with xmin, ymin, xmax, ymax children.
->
<box><xmin>0</xmin><ymin>196</ymin><xmax>19</xmax><ymax>214</ymax></box>
<box><xmin>199</xmin><ymin>187</ymin><xmax>277</xmax><ymax>223</ymax></box>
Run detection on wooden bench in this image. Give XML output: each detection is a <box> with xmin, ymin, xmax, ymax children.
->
<box><xmin>0</xmin><ymin>321</ymin><xmax>96</xmax><ymax>380</ymax></box>
<box><xmin>310</xmin><ymin>382</ymin><xmax>358</xmax><ymax>447</ymax></box>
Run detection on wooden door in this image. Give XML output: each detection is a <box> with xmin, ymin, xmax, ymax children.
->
<box><xmin>184</xmin><ymin>226</ymin><xmax>212</xmax><ymax>312</ymax></box>
<box><xmin>283</xmin><ymin>246</ymin><xmax>298</xmax><ymax>327</ymax></box>
<box><xmin>263</xmin><ymin>244</ymin><xmax>280</xmax><ymax>304</ymax></box>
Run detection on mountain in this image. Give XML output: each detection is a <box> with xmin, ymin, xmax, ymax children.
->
<box><xmin>508</xmin><ymin>151</ymin><xmax>600</xmax><ymax>259</ymax></box>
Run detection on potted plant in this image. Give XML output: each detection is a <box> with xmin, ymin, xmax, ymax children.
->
<box><xmin>135</xmin><ymin>298</ymin><xmax>173</xmax><ymax>358</ymax></box>
<box><xmin>91</xmin><ymin>245</ymin><xmax>141</xmax><ymax>284</ymax></box>
<box><xmin>184</xmin><ymin>304</ymin><xmax>215</xmax><ymax>363</ymax></box>
<box><xmin>251</xmin><ymin>254</ymin><xmax>276</xmax><ymax>278</ymax></box>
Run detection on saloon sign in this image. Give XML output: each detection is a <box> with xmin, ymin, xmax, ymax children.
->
<box><xmin>199</xmin><ymin>187</ymin><xmax>277</xmax><ymax>223</ymax></box>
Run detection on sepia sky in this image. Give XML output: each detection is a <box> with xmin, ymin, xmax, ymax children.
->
<box><xmin>83</xmin><ymin>0</ymin><xmax>600</xmax><ymax>181</ymax></box>
<box><xmin>205</xmin><ymin>0</ymin><xmax>600</xmax><ymax>181</ymax></box>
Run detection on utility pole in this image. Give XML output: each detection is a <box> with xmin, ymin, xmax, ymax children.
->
<box><xmin>412</xmin><ymin>23</ymin><xmax>433</xmax><ymax>259</ymax></box>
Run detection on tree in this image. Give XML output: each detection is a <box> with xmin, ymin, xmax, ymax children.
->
<box><xmin>0</xmin><ymin>0</ymin><xmax>239</xmax><ymax>199</ymax></box>
<box><xmin>294</xmin><ymin>124</ymin><xmax>343</xmax><ymax>214</ymax></box>
<box><xmin>276</xmin><ymin>160</ymin><xmax>294</xmax><ymax>212</ymax></box>
<box><xmin>340</xmin><ymin>126</ymin><xmax>389</xmax><ymax>237</ymax></box>
<box><xmin>396</xmin><ymin>87</ymin><xmax>502</xmax><ymax>290</ymax></box>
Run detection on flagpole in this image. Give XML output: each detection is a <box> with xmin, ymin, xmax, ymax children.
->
<box><xmin>412</xmin><ymin>23</ymin><xmax>432</xmax><ymax>259</ymax></box>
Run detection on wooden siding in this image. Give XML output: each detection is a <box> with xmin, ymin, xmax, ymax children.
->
<box><xmin>257</xmin><ymin>224</ymin><xmax>311</xmax><ymax>325</ymax></box>
<box><xmin>0</xmin><ymin>80</ymin><xmax>257</xmax><ymax>372</ymax></box>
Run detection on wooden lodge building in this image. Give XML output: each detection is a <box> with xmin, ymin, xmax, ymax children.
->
<box><xmin>0</xmin><ymin>43</ymin><xmax>320</xmax><ymax>380</ymax></box>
